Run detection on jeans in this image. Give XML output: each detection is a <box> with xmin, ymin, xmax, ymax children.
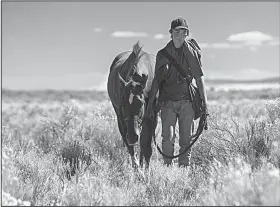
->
<box><xmin>160</xmin><ymin>99</ymin><xmax>195</xmax><ymax>166</ymax></box>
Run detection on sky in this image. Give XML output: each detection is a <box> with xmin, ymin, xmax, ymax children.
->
<box><xmin>2</xmin><ymin>1</ymin><xmax>280</xmax><ymax>90</ymax></box>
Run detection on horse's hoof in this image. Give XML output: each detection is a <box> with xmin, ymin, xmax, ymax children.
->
<box><xmin>132</xmin><ymin>162</ymin><xmax>139</xmax><ymax>169</ymax></box>
<box><xmin>132</xmin><ymin>161</ymin><xmax>139</xmax><ymax>169</ymax></box>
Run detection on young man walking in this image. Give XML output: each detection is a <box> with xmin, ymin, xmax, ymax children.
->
<box><xmin>147</xmin><ymin>17</ymin><xmax>208</xmax><ymax>167</ymax></box>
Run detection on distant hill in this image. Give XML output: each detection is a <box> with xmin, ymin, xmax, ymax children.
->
<box><xmin>2</xmin><ymin>86</ymin><xmax>279</xmax><ymax>101</ymax></box>
<box><xmin>205</xmin><ymin>77</ymin><xmax>280</xmax><ymax>85</ymax></box>
<box><xmin>2</xmin><ymin>89</ymin><xmax>109</xmax><ymax>102</ymax></box>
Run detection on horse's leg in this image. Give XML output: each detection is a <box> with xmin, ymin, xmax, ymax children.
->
<box><xmin>140</xmin><ymin>98</ymin><xmax>149</xmax><ymax>169</ymax></box>
<box><xmin>140</xmin><ymin>139</ymin><xmax>151</xmax><ymax>169</ymax></box>
<box><xmin>140</xmin><ymin>131</ymin><xmax>145</xmax><ymax>168</ymax></box>
<box><xmin>140</xmin><ymin>99</ymin><xmax>154</xmax><ymax>169</ymax></box>
<box><xmin>122</xmin><ymin>127</ymin><xmax>138</xmax><ymax>168</ymax></box>
<box><xmin>115</xmin><ymin>113</ymin><xmax>138</xmax><ymax>169</ymax></box>
<box><xmin>128</xmin><ymin>145</ymin><xmax>138</xmax><ymax>169</ymax></box>
<box><xmin>123</xmin><ymin>133</ymin><xmax>138</xmax><ymax>168</ymax></box>
<box><xmin>140</xmin><ymin>118</ymin><xmax>154</xmax><ymax>170</ymax></box>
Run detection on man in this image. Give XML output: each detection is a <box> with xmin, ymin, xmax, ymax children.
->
<box><xmin>147</xmin><ymin>17</ymin><xmax>208</xmax><ymax>167</ymax></box>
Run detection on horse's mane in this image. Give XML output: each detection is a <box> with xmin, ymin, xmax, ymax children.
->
<box><xmin>131</xmin><ymin>41</ymin><xmax>156</xmax><ymax>98</ymax></box>
<box><xmin>110</xmin><ymin>41</ymin><xmax>156</xmax><ymax>98</ymax></box>
<box><xmin>132</xmin><ymin>41</ymin><xmax>145</xmax><ymax>61</ymax></box>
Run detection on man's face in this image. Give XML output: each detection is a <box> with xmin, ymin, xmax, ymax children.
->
<box><xmin>171</xmin><ymin>28</ymin><xmax>188</xmax><ymax>45</ymax></box>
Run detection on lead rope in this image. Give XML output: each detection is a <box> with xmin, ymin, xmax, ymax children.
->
<box><xmin>152</xmin><ymin>113</ymin><xmax>208</xmax><ymax>159</ymax></box>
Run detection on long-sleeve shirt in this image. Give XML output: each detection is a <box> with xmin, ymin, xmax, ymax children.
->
<box><xmin>154</xmin><ymin>39</ymin><xmax>204</xmax><ymax>102</ymax></box>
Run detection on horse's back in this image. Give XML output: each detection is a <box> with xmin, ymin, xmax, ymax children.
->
<box><xmin>109</xmin><ymin>51</ymin><xmax>131</xmax><ymax>73</ymax></box>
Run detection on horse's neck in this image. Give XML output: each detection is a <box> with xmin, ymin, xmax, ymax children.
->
<box><xmin>139</xmin><ymin>54</ymin><xmax>155</xmax><ymax>98</ymax></box>
<box><xmin>123</xmin><ymin>53</ymin><xmax>136</xmax><ymax>80</ymax></box>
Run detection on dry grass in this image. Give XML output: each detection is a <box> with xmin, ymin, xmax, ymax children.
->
<box><xmin>1</xmin><ymin>89</ymin><xmax>280</xmax><ymax>206</ymax></box>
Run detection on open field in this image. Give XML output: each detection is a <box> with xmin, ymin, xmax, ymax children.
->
<box><xmin>2</xmin><ymin>88</ymin><xmax>280</xmax><ymax>206</ymax></box>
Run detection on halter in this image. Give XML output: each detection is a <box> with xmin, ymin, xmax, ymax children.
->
<box><xmin>119</xmin><ymin>79</ymin><xmax>146</xmax><ymax>130</ymax></box>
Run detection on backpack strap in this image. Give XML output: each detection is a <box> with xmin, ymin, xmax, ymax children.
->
<box><xmin>161</xmin><ymin>48</ymin><xmax>192</xmax><ymax>84</ymax></box>
<box><xmin>187</xmin><ymin>39</ymin><xmax>202</xmax><ymax>67</ymax></box>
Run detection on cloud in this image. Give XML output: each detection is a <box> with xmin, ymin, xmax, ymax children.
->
<box><xmin>211</xmin><ymin>42</ymin><xmax>243</xmax><ymax>49</ymax></box>
<box><xmin>249</xmin><ymin>46</ymin><xmax>258</xmax><ymax>52</ymax></box>
<box><xmin>199</xmin><ymin>43</ymin><xmax>210</xmax><ymax>49</ymax></box>
<box><xmin>111</xmin><ymin>31</ymin><xmax>148</xmax><ymax>38</ymax></box>
<box><xmin>94</xmin><ymin>28</ymin><xmax>102</xmax><ymax>32</ymax></box>
<box><xmin>200</xmin><ymin>31</ymin><xmax>278</xmax><ymax>51</ymax></box>
<box><xmin>205</xmin><ymin>67</ymin><xmax>278</xmax><ymax>81</ymax></box>
<box><xmin>3</xmin><ymin>72</ymin><xmax>107</xmax><ymax>90</ymax></box>
<box><xmin>269</xmin><ymin>40</ymin><xmax>280</xmax><ymax>46</ymax></box>
<box><xmin>208</xmin><ymin>54</ymin><xmax>216</xmax><ymax>59</ymax></box>
<box><xmin>95</xmin><ymin>79</ymin><xmax>108</xmax><ymax>91</ymax></box>
<box><xmin>153</xmin><ymin>33</ymin><xmax>169</xmax><ymax>40</ymax></box>
<box><xmin>227</xmin><ymin>31</ymin><xmax>274</xmax><ymax>46</ymax></box>
<box><xmin>199</xmin><ymin>42</ymin><xmax>243</xmax><ymax>49</ymax></box>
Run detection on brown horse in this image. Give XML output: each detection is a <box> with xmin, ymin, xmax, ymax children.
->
<box><xmin>107</xmin><ymin>41</ymin><xmax>157</xmax><ymax>169</ymax></box>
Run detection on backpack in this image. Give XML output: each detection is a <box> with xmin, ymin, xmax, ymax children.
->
<box><xmin>186</xmin><ymin>38</ymin><xmax>202</xmax><ymax>67</ymax></box>
<box><xmin>157</xmin><ymin>38</ymin><xmax>203</xmax><ymax>120</ymax></box>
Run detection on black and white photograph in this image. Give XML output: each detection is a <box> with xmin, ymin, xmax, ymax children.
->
<box><xmin>2</xmin><ymin>1</ymin><xmax>280</xmax><ymax>206</ymax></box>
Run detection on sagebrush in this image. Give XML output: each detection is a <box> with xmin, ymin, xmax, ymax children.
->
<box><xmin>2</xmin><ymin>91</ymin><xmax>280</xmax><ymax>206</ymax></box>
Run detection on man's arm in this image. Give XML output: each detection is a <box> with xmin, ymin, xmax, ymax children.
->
<box><xmin>195</xmin><ymin>76</ymin><xmax>208</xmax><ymax>113</ymax></box>
<box><xmin>147</xmin><ymin>76</ymin><xmax>159</xmax><ymax>111</ymax></box>
<box><xmin>146</xmin><ymin>63</ymin><xmax>163</xmax><ymax>114</ymax></box>
<box><xmin>146</xmin><ymin>52</ymin><xmax>166</xmax><ymax>118</ymax></box>
<box><xmin>185</xmin><ymin>42</ymin><xmax>208</xmax><ymax>113</ymax></box>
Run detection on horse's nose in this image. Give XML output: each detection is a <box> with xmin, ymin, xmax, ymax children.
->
<box><xmin>126</xmin><ymin>134</ymin><xmax>139</xmax><ymax>146</ymax></box>
<box><xmin>126</xmin><ymin>120</ymin><xmax>140</xmax><ymax>145</ymax></box>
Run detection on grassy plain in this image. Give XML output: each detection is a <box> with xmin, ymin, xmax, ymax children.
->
<box><xmin>2</xmin><ymin>87</ymin><xmax>280</xmax><ymax>206</ymax></box>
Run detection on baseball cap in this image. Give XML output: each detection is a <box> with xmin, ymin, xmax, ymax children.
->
<box><xmin>170</xmin><ymin>17</ymin><xmax>189</xmax><ymax>32</ymax></box>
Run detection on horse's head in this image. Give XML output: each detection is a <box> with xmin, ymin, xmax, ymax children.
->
<box><xmin>118</xmin><ymin>69</ymin><xmax>148</xmax><ymax>145</ymax></box>
<box><xmin>117</xmin><ymin>41</ymin><xmax>153</xmax><ymax>145</ymax></box>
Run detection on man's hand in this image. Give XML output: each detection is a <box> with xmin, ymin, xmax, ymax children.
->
<box><xmin>201</xmin><ymin>101</ymin><xmax>209</xmax><ymax>116</ymax></box>
<box><xmin>201</xmin><ymin>101</ymin><xmax>209</xmax><ymax>130</ymax></box>
<box><xmin>196</xmin><ymin>76</ymin><xmax>208</xmax><ymax>116</ymax></box>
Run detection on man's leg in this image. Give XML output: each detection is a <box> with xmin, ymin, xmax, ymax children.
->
<box><xmin>178</xmin><ymin>100</ymin><xmax>195</xmax><ymax>167</ymax></box>
<box><xmin>160</xmin><ymin>101</ymin><xmax>177</xmax><ymax>166</ymax></box>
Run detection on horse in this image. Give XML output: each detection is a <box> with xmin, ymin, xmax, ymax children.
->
<box><xmin>107</xmin><ymin>41</ymin><xmax>157</xmax><ymax>169</ymax></box>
